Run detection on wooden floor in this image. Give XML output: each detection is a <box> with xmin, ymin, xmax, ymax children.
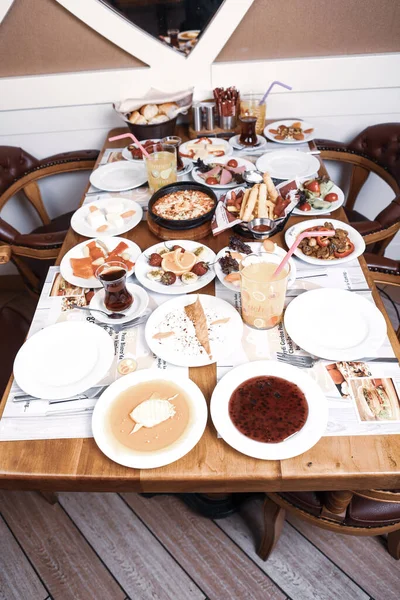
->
<box><xmin>0</xmin><ymin>491</ymin><xmax>399</xmax><ymax>600</ymax></box>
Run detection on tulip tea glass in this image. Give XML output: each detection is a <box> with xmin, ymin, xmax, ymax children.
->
<box><xmin>96</xmin><ymin>261</ymin><xmax>133</xmax><ymax>312</ymax></box>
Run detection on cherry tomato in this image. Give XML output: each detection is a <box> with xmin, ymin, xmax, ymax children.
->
<box><xmin>206</xmin><ymin>177</ymin><xmax>218</xmax><ymax>185</ymax></box>
<box><xmin>304</xmin><ymin>180</ymin><xmax>320</xmax><ymax>193</ymax></box>
<box><xmin>324</xmin><ymin>193</ymin><xmax>338</xmax><ymax>203</ymax></box>
<box><xmin>227</xmin><ymin>159</ymin><xmax>238</xmax><ymax>168</ymax></box>
<box><xmin>299</xmin><ymin>202</ymin><xmax>311</xmax><ymax>211</ymax></box>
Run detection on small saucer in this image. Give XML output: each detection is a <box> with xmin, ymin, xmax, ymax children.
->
<box><xmin>177</xmin><ymin>157</ymin><xmax>193</xmax><ymax>177</ymax></box>
<box><xmin>89</xmin><ymin>283</ymin><xmax>149</xmax><ymax>325</ymax></box>
<box><xmin>229</xmin><ymin>134</ymin><xmax>267</xmax><ymax>151</ymax></box>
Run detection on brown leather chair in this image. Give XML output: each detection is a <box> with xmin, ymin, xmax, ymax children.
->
<box><xmin>364</xmin><ymin>252</ymin><xmax>399</xmax><ymax>339</ymax></box>
<box><xmin>0</xmin><ymin>289</ymin><xmax>36</xmax><ymax>398</ymax></box>
<box><xmin>0</xmin><ymin>146</ymin><xmax>99</xmax><ymax>294</ymax></box>
<box><xmin>316</xmin><ymin>123</ymin><xmax>400</xmax><ymax>255</ymax></box>
<box><xmin>258</xmin><ymin>490</ymin><xmax>400</xmax><ymax>561</ymax></box>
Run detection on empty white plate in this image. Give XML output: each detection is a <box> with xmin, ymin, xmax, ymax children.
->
<box><xmin>90</xmin><ymin>283</ymin><xmax>149</xmax><ymax>325</ymax></box>
<box><xmin>14</xmin><ymin>321</ymin><xmax>115</xmax><ymax>399</ymax></box>
<box><xmin>90</xmin><ymin>161</ymin><xmax>147</xmax><ymax>192</ymax></box>
<box><xmin>211</xmin><ymin>360</ymin><xmax>328</xmax><ymax>460</ymax></box>
<box><xmin>284</xmin><ymin>289</ymin><xmax>387</xmax><ymax>361</ymax></box>
<box><xmin>92</xmin><ymin>370</ymin><xmax>208</xmax><ymax>469</ymax></box>
<box><xmin>256</xmin><ymin>150</ymin><xmax>320</xmax><ymax>180</ymax></box>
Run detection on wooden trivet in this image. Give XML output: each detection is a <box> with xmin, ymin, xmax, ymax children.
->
<box><xmin>147</xmin><ymin>213</ymin><xmax>212</xmax><ymax>241</ymax></box>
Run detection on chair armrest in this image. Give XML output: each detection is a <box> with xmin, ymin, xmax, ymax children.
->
<box><xmin>364</xmin><ymin>253</ymin><xmax>400</xmax><ymax>276</ymax></box>
<box><xmin>350</xmin><ymin>220</ymin><xmax>382</xmax><ymax>236</ymax></box>
<box><xmin>0</xmin><ymin>217</ymin><xmax>19</xmax><ymax>244</ymax></box>
<box><xmin>315</xmin><ymin>139</ymin><xmax>350</xmax><ymax>152</ymax></box>
<box><xmin>14</xmin><ymin>231</ymin><xmax>66</xmax><ymax>250</ymax></box>
<box><xmin>376</xmin><ymin>197</ymin><xmax>400</xmax><ymax>230</ymax></box>
<box><xmin>37</xmin><ymin>149</ymin><xmax>99</xmax><ymax>169</ymax></box>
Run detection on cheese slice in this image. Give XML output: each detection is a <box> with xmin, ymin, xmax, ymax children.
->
<box><xmin>129</xmin><ymin>392</ymin><xmax>177</xmax><ymax>433</ymax></box>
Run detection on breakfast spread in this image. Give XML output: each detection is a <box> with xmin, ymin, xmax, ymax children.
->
<box><xmin>110</xmin><ymin>381</ymin><xmax>190</xmax><ymax>451</ymax></box>
<box><xmin>268</xmin><ymin>121</ymin><xmax>314</xmax><ymax>142</ymax></box>
<box><xmin>298</xmin><ymin>222</ymin><xmax>355</xmax><ymax>260</ymax></box>
<box><xmin>180</xmin><ymin>137</ymin><xmax>228</xmax><ymax>160</ymax></box>
<box><xmin>146</xmin><ymin>245</ymin><xmax>209</xmax><ymax>287</ymax></box>
<box><xmin>228</xmin><ymin>375</ymin><xmax>309</xmax><ymax>443</ymax></box>
<box><xmin>128</xmin><ymin>139</ymin><xmax>160</xmax><ymax>159</ymax></box>
<box><xmin>85</xmin><ymin>200</ymin><xmax>136</xmax><ymax>233</ymax></box>
<box><xmin>194</xmin><ymin>158</ymin><xmax>247</xmax><ymax>186</ymax></box>
<box><xmin>151</xmin><ymin>296</ymin><xmax>230</xmax><ymax>359</ymax></box>
<box><xmin>70</xmin><ymin>240</ymin><xmax>135</xmax><ymax>279</ymax></box>
<box><xmin>152</xmin><ymin>189</ymin><xmax>215</xmax><ymax>220</ymax></box>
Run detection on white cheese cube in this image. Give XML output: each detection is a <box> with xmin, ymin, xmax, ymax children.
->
<box><xmin>105</xmin><ymin>200</ymin><xmax>125</xmax><ymax>214</ymax></box>
<box><xmin>106</xmin><ymin>213</ymin><xmax>124</xmax><ymax>228</ymax></box>
<box><xmin>86</xmin><ymin>210</ymin><xmax>107</xmax><ymax>230</ymax></box>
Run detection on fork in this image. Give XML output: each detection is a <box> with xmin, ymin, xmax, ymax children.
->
<box><xmin>276</xmin><ymin>353</ymin><xmax>318</xmax><ymax>368</ymax></box>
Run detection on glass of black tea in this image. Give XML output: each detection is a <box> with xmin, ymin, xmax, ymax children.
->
<box><xmin>239</xmin><ymin>115</ymin><xmax>258</xmax><ymax>146</ymax></box>
<box><xmin>96</xmin><ymin>261</ymin><xmax>133</xmax><ymax>312</ymax></box>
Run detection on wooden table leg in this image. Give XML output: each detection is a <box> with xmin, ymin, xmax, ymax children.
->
<box><xmin>38</xmin><ymin>491</ymin><xmax>58</xmax><ymax>505</ymax></box>
<box><xmin>258</xmin><ymin>495</ymin><xmax>286</xmax><ymax>560</ymax></box>
<box><xmin>387</xmin><ymin>528</ymin><xmax>400</xmax><ymax>560</ymax></box>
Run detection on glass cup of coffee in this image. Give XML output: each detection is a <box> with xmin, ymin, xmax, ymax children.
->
<box><xmin>239</xmin><ymin>115</ymin><xmax>258</xmax><ymax>146</ymax></box>
<box><xmin>161</xmin><ymin>136</ymin><xmax>184</xmax><ymax>171</ymax></box>
<box><xmin>240</xmin><ymin>253</ymin><xmax>291</xmax><ymax>329</ymax></box>
<box><xmin>96</xmin><ymin>261</ymin><xmax>133</xmax><ymax>312</ymax></box>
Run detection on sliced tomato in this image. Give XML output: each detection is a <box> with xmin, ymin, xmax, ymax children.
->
<box><xmin>227</xmin><ymin>159</ymin><xmax>238</xmax><ymax>168</ymax></box>
<box><xmin>298</xmin><ymin>202</ymin><xmax>311</xmax><ymax>211</ymax></box>
<box><xmin>206</xmin><ymin>177</ymin><xmax>219</xmax><ymax>185</ymax></box>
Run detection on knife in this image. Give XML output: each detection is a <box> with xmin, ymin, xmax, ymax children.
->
<box><xmin>12</xmin><ymin>385</ymin><xmax>107</xmax><ymax>404</ymax></box>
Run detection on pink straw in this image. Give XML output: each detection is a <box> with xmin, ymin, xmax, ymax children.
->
<box><xmin>108</xmin><ymin>133</ymin><xmax>150</xmax><ymax>158</ymax></box>
<box><xmin>259</xmin><ymin>81</ymin><xmax>292</xmax><ymax>105</ymax></box>
<box><xmin>273</xmin><ymin>230</ymin><xmax>335</xmax><ymax>277</ymax></box>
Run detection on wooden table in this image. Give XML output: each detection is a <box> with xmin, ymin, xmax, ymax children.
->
<box><xmin>1</xmin><ymin>127</ymin><xmax>400</xmax><ymax>493</ymax></box>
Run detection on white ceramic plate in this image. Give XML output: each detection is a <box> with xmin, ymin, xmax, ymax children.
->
<box><xmin>191</xmin><ymin>156</ymin><xmax>256</xmax><ymax>189</ymax></box>
<box><xmin>90</xmin><ymin>161</ymin><xmax>147</xmax><ymax>192</ymax></box>
<box><xmin>284</xmin><ymin>289</ymin><xmax>387</xmax><ymax>361</ymax></box>
<box><xmin>89</xmin><ymin>283</ymin><xmax>149</xmax><ymax>325</ymax></box>
<box><xmin>179</xmin><ymin>138</ymin><xmax>232</xmax><ymax>162</ymax></box>
<box><xmin>14</xmin><ymin>322</ymin><xmax>114</xmax><ymax>399</ymax></box>
<box><xmin>229</xmin><ymin>134</ymin><xmax>267</xmax><ymax>151</ymax></box>
<box><xmin>256</xmin><ymin>150</ymin><xmax>320</xmax><ymax>180</ymax></box>
<box><xmin>284</xmin><ymin>218</ymin><xmax>366</xmax><ymax>265</ymax></box>
<box><xmin>264</xmin><ymin>119</ymin><xmax>316</xmax><ymax>144</ymax></box>
<box><xmin>211</xmin><ymin>360</ymin><xmax>328</xmax><ymax>460</ymax></box>
<box><xmin>92</xmin><ymin>371</ymin><xmax>207</xmax><ymax>469</ymax></box>
<box><xmin>60</xmin><ymin>237</ymin><xmax>141</xmax><ymax>289</ymax></box>
<box><xmin>135</xmin><ymin>240</ymin><xmax>216</xmax><ymax>295</ymax></box>
<box><xmin>122</xmin><ymin>140</ymin><xmax>160</xmax><ymax>162</ymax></box>
<box><xmin>177</xmin><ymin>157</ymin><xmax>194</xmax><ymax>176</ymax></box>
<box><xmin>145</xmin><ymin>294</ymin><xmax>243</xmax><ymax>367</ymax></box>
<box><xmin>71</xmin><ymin>198</ymin><xmax>143</xmax><ymax>238</ymax></box>
<box><xmin>292</xmin><ymin>182</ymin><xmax>345</xmax><ymax>216</ymax></box>
<box><xmin>215</xmin><ymin>242</ymin><xmax>297</xmax><ymax>292</ymax></box>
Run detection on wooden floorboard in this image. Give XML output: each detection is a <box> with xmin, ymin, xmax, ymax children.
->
<box><xmin>218</xmin><ymin>496</ymin><xmax>370</xmax><ymax>600</ymax></box>
<box><xmin>59</xmin><ymin>492</ymin><xmax>206</xmax><ymax>600</ymax></box>
<box><xmin>1</xmin><ymin>491</ymin><xmax>399</xmax><ymax>600</ymax></box>
<box><xmin>122</xmin><ymin>493</ymin><xmax>286</xmax><ymax>600</ymax></box>
<box><xmin>0</xmin><ymin>514</ymin><xmax>48</xmax><ymax>600</ymax></box>
<box><xmin>287</xmin><ymin>513</ymin><xmax>400</xmax><ymax>600</ymax></box>
<box><xmin>0</xmin><ymin>491</ymin><xmax>125</xmax><ymax>600</ymax></box>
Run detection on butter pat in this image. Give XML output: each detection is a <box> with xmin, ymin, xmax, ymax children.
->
<box><xmin>129</xmin><ymin>393</ymin><xmax>177</xmax><ymax>433</ymax></box>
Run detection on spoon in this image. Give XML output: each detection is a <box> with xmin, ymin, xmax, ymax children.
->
<box><xmin>74</xmin><ymin>306</ymin><xmax>126</xmax><ymax>320</ymax></box>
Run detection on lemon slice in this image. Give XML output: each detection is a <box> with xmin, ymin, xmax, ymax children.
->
<box><xmin>254</xmin><ymin>318</ymin><xmax>265</xmax><ymax>329</ymax></box>
<box><xmin>253</xmin><ymin>291</ymin><xmax>266</xmax><ymax>302</ymax></box>
<box><xmin>160</xmin><ymin>168</ymin><xmax>172</xmax><ymax>180</ymax></box>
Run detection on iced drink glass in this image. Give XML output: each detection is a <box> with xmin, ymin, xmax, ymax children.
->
<box><xmin>240</xmin><ymin>253</ymin><xmax>290</xmax><ymax>329</ymax></box>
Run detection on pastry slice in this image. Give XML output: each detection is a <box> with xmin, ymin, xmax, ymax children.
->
<box><xmin>184</xmin><ymin>296</ymin><xmax>212</xmax><ymax>359</ymax></box>
<box><xmin>70</xmin><ymin>257</ymin><xmax>95</xmax><ymax>279</ymax></box>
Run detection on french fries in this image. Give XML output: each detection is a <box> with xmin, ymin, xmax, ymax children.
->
<box><xmin>237</xmin><ymin>173</ymin><xmax>280</xmax><ymax>221</ymax></box>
